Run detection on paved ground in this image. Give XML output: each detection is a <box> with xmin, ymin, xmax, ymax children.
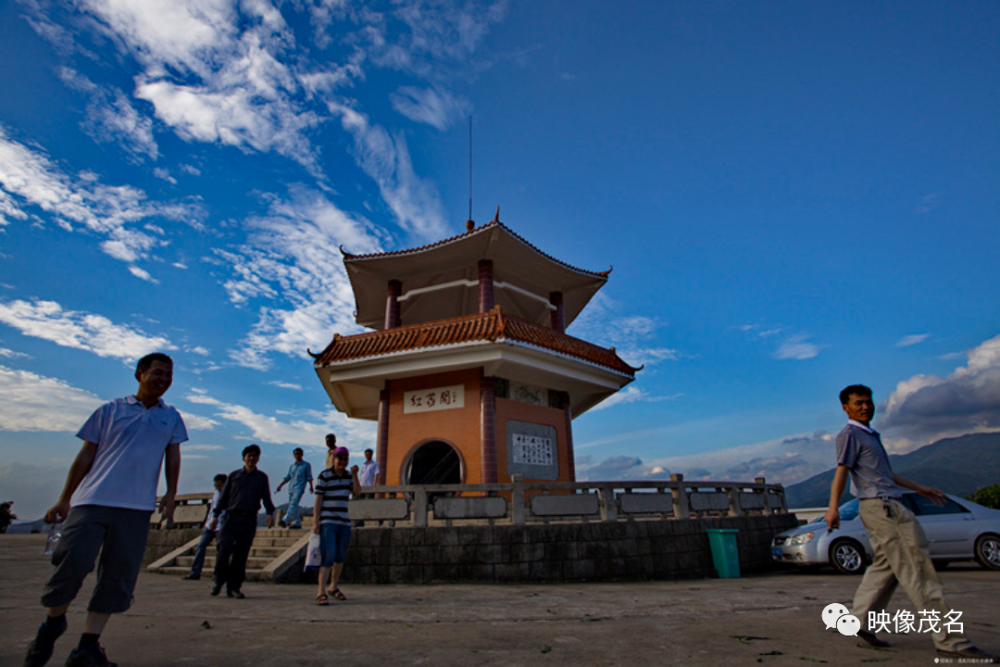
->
<box><xmin>3</xmin><ymin>534</ymin><xmax>998</xmax><ymax>666</ymax></box>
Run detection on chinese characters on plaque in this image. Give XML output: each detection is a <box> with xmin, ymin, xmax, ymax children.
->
<box><xmin>512</xmin><ymin>434</ymin><xmax>554</xmax><ymax>466</ymax></box>
<box><xmin>403</xmin><ymin>385</ymin><xmax>465</xmax><ymax>414</ymax></box>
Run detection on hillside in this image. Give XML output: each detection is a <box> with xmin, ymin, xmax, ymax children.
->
<box><xmin>785</xmin><ymin>432</ymin><xmax>1000</xmax><ymax>508</ymax></box>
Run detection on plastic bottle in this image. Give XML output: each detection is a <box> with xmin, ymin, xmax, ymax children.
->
<box><xmin>43</xmin><ymin>523</ymin><xmax>61</xmax><ymax>556</ymax></box>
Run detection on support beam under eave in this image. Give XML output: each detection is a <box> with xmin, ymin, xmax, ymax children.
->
<box><xmin>478</xmin><ymin>260</ymin><xmax>494</xmax><ymax>313</ymax></box>
<box><xmin>385</xmin><ymin>280</ymin><xmax>402</xmax><ymax>329</ymax></box>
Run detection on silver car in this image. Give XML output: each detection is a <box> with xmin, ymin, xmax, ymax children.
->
<box><xmin>772</xmin><ymin>493</ymin><xmax>1000</xmax><ymax>574</ymax></box>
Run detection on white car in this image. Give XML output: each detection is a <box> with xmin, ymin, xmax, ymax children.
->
<box><xmin>772</xmin><ymin>492</ymin><xmax>1000</xmax><ymax>574</ymax></box>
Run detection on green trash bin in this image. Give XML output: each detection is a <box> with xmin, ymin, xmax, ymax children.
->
<box><xmin>705</xmin><ymin>528</ymin><xmax>741</xmax><ymax>579</ymax></box>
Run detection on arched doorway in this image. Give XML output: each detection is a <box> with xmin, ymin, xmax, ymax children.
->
<box><xmin>405</xmin><ymin>440</ymin><xmax>462</xmax><ymax>485</ymax></box>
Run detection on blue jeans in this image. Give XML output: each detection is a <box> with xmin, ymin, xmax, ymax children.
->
<box><xmin>286</xmin><ymin>486</ymin><xmax>306</xmax><ymax>527</ymax></box>
<box><xmin>319</xmin><ymin>523</ymin><xmax>351</xmax><ymax>566</ymax></box>
<box><xmin>189</xmin><ymin>527</ymin><xmax>217</xmax><ymax>577</ymax></box>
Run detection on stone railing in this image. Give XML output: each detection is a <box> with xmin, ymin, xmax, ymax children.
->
<box><xmin>349</xmin><ymin>475</ymin><xmax>786</xmax><ymax>527</ymax></box>
<box><xmin>149</xmin><ymin>492</ymin><xmax>213</xmax><ymax>529</ymax></box>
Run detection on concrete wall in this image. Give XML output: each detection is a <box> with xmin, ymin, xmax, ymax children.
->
<box><xmin>283</xmin><ymin>514</ymin><xmax>798</xmax><ymax>584</ymax></box>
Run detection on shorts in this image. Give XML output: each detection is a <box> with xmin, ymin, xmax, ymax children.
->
<box><xmin>319</xmin><ymin>522</ymin><xmax>351</xmax><ymax>567</ymax></box>
<box><xmin>41</xmin><ymin>505</ymin><xmax>152</xmax><ymax>614</ymax></box>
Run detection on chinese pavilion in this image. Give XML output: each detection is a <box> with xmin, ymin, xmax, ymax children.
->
<box><xmin>311</xmin><ymin>212</ymin><xmax>639</xmax><ymax>486</ymax></box>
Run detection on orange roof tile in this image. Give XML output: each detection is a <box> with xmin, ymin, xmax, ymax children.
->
<box><xmin>313</xmin><ymin>306</ymin><xmax>638</xmax><ymax>376</ymax></box>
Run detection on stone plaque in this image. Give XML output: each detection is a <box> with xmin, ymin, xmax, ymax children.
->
<box><xmin>403</xmin><ymin>385</ymin><xmax>465</xmax><ymax>414</ymax></box>
<box><xmin>506</xmin><ymin>420</ymin><xmax>559</xmax><ymax>480</ymax></box>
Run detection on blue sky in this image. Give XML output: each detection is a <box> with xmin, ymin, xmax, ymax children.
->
<box><xmin>1</xmin><ymin>1</ymin><xmax>998</xmax><ymax>519</ymax></box>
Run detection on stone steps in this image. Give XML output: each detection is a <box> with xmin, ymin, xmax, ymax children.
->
<box><xmin>148</xmin><ymin>526</ymin><xmax>313</xmax><ymax>582</ymax></box>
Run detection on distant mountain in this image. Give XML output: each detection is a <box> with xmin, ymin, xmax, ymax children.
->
<box><xmin>785</xmin><ymin>432</ymin><xmax>1000</xmax><ymax>508</ymax></box>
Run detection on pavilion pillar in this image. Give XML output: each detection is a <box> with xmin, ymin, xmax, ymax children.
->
<box><xmin>478</xmin><ymin>260</ymin><xmax>494</xmax><ymax>312</ymax></box>
<box><xmin>561</xmin><ymin>391</ymin><xmax>576</xmax><ymax>482</ymax></box>
<box><xmin>549</xmin><ymin>291</ymin><xmax>565</xmax><ymax>333</ymax></box>
<box><xmin>480</xmin><ymin>373</ymin><xmax>498</xmax><ymax>483</ymax></box>
<box><xmin>376</xmin><ymin>382</ymin><xmax>390</xmax><ymax>485</ymax></box>
<box><xmin>385</xmin><ymin>280</ymin><xmax>402</xmax><ymax>329</ymax></box>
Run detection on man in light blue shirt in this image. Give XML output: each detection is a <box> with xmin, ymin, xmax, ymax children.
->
<box><xmin>276</xmin><ymin>448</ymin><xmax>312</xmax><ymax>529</ymax></box>
<box><xmin>24</xmin><ymin>352</ymin><xmax>186</xmax><ymax>667</ymax></box>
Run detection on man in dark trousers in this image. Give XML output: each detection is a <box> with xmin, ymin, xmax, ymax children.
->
<box><xmin>825</xmin><ymin>384</ymin><xmax>997</xmax><ymax>662</ymax></box>
<box><xmin>211</xmin><ymin>444</ymin><xmax>275</xmax><ymax>598</ymax></box>
<box><xmin>23</xmin><ymin>352</ymin><xmax>186</xmax><ymax>667</ymax></box>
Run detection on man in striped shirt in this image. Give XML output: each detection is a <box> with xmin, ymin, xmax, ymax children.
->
<box><xmin>312</xmin><ymin>446</ymin><xmax>360</xmax><ymax>605</ymax></box>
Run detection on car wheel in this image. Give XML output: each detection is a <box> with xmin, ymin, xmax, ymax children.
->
<box><xmin>974</xmin><ymin>533</ymin><xmax>1000</xmax><ymax>571</ymax></box>
<box><xmin>830</xmin><ymin>539</ymin><xmax>868</xmax><ymax>575</ymax></box>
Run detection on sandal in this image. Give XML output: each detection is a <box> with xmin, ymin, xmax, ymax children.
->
<box><xmin>315</xmin><ymin>593</ymin><xmax>329</xmax><ymax>606</ymax></box>
<box><xmin>330</xmin><ymin>588</ymin><xmax>347</xmax><ymax>601</ymax></box>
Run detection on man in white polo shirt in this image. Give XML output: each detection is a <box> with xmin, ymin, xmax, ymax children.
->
<box><xmin>23</xmin><ymin>353</ymin><xmax>187</xmax><ymax>667</ymax></box>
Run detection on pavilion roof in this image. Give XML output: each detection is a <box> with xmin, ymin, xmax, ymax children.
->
<box><xmin>342</xmin><ymin>219</ymin><xmax>612</xmax><ymax>330</ymax></box>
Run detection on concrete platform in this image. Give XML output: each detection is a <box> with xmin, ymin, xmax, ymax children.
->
<box><xmin>3</xmin><ymin>534</ymin><xmax>998</xmax><ymax>666</ymax></box>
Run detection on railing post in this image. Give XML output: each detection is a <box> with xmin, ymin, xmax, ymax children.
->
<box><xmin>669</xmin><ymin>474</ymin><xmax>689</xmax><ymax>519</ymax></box>
<box><xmin>511</xmin><ymin>475</ymin><xmax>526</xmax><ymax>525</ymax></box>
<box><xmin>599</xmin><ymin>484</ymin><xmax>617</xmax><ymax>522</ymax></box>
<box><xmin>413</xmin><ymin>488</ymin><xmax>428</xmax><ymax>527</ymax></box>
<box><xmin>727</xmin><ymin>484</ymin><xmax>743</xmax><ymax>517</ymax></box>
<box><xmin>755</xmin><ymin>477</ymin><xmax>773</xmax><ymax>516</ymax></box>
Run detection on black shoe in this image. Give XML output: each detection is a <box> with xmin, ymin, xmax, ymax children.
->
<box><xmin>182</xmin><ymin>574</ymin><xmax>200</xmax><ymax>580</ymax></box>
<box><xmin>210</xmin><ymin>583</ymin><xmax>222</xmax><ymax>596</ymax></box>
<box><xmin>227</xmin><ymin>589</ymin><xmax>245</xmax><ymax>599</ymax></box>
<box><xmin>936</xmin><ymin>646</ymin><xmax>999</xmax><ymax>663</ymax></box>
<box><xmin>64</xmin><ymin>644</ymin><xmax>117</xmax><ymax>667</ymax></box>
<box><xmin>23</xmin><ymin>618</ymin><xmax>67</xmax><ymax>667</ymax></box>
<box><xmin>856</xmin><ymin>630</ymin><xmax>891</xmax><ymax>648</ymax></box>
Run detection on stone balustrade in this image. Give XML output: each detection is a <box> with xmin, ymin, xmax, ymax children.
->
<box><xmin>349</xmin><ymin>474</ymin><xmax>786</xmax><ymax>527</ymax></box>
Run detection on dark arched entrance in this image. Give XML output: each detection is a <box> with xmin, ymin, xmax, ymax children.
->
<box><xmin>405</xmin><ymin>440</ymin><xmax>462</xmax><ymax>485</ymax></box>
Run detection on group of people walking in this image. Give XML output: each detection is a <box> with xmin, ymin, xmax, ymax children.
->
<box><xmin>182</xmin><ymin>436</ymin><xmax>379</xmax><ymax>602</ymax></box>
<box><xmin>19</xmin><ymin>353</ymin><xmax>999</xmax><ymax>666</ymax></box>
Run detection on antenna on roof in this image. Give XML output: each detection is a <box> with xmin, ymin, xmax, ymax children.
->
<box><xmin>467</xmin><ymin>114</ymin><xmax>473</xmax><ymax>228</ymax></box>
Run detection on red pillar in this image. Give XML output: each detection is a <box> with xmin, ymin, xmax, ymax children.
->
<box><xmin>478</xmin><ymin>260</ymin><xmax>494</xmax><ymax>312</ymax></box>
<box><xmin>376</xmin><ymin>382</ymin><xmax>390</xmax><ymax>485</ymax></box>
<box><xmin>480</xmin><ymin>373</ymin><xmax>497</xmax><ymax>483</ymax></box>
<box><xmin>385</xmin><ymin>280</ymin><xmax>401</xmax><ymax>329</ymax></box>
<box><xmin>562</xmin><ymin>391</ymin><xmax>576</xmax><ymax>482</ymax></box>
<box><xmin>549</xmin><ymin>291</ymin><xmax>565</xmax><ymax>333</ymax></box>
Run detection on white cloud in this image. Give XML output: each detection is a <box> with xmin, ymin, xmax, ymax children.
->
<box><xmin>390</xmin><ymin>86</ymin><xmax>468</xmax><ymax>130</ymax></box>
<box><xmin>896</xmin><ymin>333</ymin><xmax>930</xmax><ymax>348</ymax></box>
<box><xmin>58</xmin><ymin>68</ymin><xmax>159</xmax><ymax>161</ymax></box>
<box><xmin>331</xmin><ymin>103</ymin><xmax>447</xmax><ymax>240</ymax></box>
<box><xmin>0</xmin><ymin>126</ymin><xmax>201</xmax><ymax>266</ymax></box>
<box><xmin>217</xmin><ymin>188</ymin><xmax>387</xmax><ymax>366</ymax></box>
<box><xmin>269</xmin><ymin>380</ymin><xmax>303</xmax><ymax>391</ymax></box>
<box><xmin>178</xmin><ymin>412</ymin><xmax>220</xmax><ymax>431</ymax></box>
<box><xmin>591</xmin><ymin>386</ymin><xmax>681</xmax><ymax>412</ymax></box>
<box><xmin>879</xmin><ymin>333</ymin><xmax>1000</xmax><ymax>451</ymax></box>
<box><xmin>128</xmin><ymin>266</ymin><xmax>159</xmax><ymax>283</ymax></box>
<box><xmin>0</xmin><ymin>364</ymin><xmax>102</xmax><ymax>431</ymax></box>
<box><xmin>774</xmin><ymin>334</ymin><xmax>821</xmax><ymax>360</ymax></box>
<box><xmin>567</xmin><ymin>294</ymin><xmax>680</xmax><ymax>368</ymax></box>
<box><xmin>183</xmin><ymin>389</ymin><xmax>374</xmax><ymax>449</ymax></box>
<box><xmin>0</xmin><ymin>299</ymin><xmax>175</xmax><ymax>361</ymax></box>
<box><xmin>577</xmin><ymin>430</ymin><xmax>835</xmax><ymax>486</ymax></box>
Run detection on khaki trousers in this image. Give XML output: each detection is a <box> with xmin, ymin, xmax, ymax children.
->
<box><xmin>851</xmin><ymin>498</ymin><xmax>970</xmax><ymax>651</ymax></box>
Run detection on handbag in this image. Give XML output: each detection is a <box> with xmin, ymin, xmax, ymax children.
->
<box><xmin>304</xmin><ymin>533</ymin><xmax>321</xmax><ymax>571</ymax></box>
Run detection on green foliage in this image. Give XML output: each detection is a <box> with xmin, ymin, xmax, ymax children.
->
<box><xmin>967</xmin><ymin>484</ymin><xmax>1000</xmax><ymax>510</ymax></box>
<box><xmin>0</xmin><ymin>501</ymin><xmax>16</xmax><ymax>534</ymax></box>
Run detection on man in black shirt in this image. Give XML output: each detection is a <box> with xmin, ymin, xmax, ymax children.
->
<box><xmin>210</xmin><ymin>444</ymin><xmax>275</xmax><ymax>598</ymax></box>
